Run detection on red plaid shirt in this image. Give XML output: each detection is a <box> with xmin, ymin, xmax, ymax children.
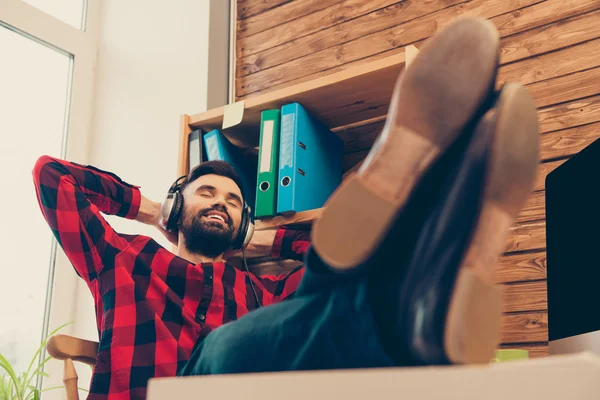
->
<box><xmin>32</xmin><ymin>156</ymin><xmax>308</xmax><ymax>400</ymax></box>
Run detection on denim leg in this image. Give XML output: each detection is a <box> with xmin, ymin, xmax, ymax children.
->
<box><xmin>178</xmin><ymin>263</ymin><xmax>395</xmax><ymax>376</ymax></box>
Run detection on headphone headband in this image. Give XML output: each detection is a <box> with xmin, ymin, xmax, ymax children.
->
<box><xmin>169</xmin><ymin>175</ymin><xmax>187</xmax><ymax>193</ymax></box>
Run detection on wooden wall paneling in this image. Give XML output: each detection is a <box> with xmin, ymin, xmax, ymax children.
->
<box><xmin>538</xmin><ymin>94</ymin><xmax>600</xmax><ymax>134</ymax></box>
<box><xmin>500</xmin><ymin>9</ymin><xmax>600</xmax><ymax>64</ymax></box>
<box><xmin>505</xmin><ymin>220</ymin><xmax>546</xmax><ymax>253</ymax></box>
<box><xmin>237</xmin><ymin>0</ymin><xmax>466</xmax><ymax>76</ymax></box>
<box><xmin>237</xmin><ymin>0</ymin><xmax>544</xmax><ymax>97</ymax></box>
<box><xmin>260</xmin><ymin>4</ymin><xmax>600</xmax><ymax>103</ymax></box>
<box><xmin>238</xmin><ymin>0</ymin><xmax>403</xmax><ymax>57</ymax></box>
<box><xmin>539</xmin><ymin>122</ymin><xmax>600</xmax><ymax>161</ymax></box>
<box><xmin>528</xmin><ymin>66</ymin><xmax>600</xmax><ymax>109</ymax></box>
<box><xmin>497</xmin><ymin>251</ymin><xmax>546</xmax><ymax>284</ymax></box>
<box><xmin>237</xmin><ymin>0</ymin><xmax>344</xmax><ymax>39</ymax></box>
<box><xmin>516</xmin><ymin>191</ymin><xmax>545</xmax><ymax>224</ymax></box>
<box><xmin>503</xmin><ymin>281</ymin><xmax>547</xmax><ymax>313</ymax></box>
<box><xmin>237</xmin><ymin>0</ymin><xmax>600</xmax><ymax>99</ymax></box>
<box><xmin>498</xmin><ymin>38</ymin><xmax>600</xmax><ymax>87</ymax></box>
<box><xmin>273</xmin><ymin>5</ymin><xmax>600</xmax><ymax>101</ymax></box>
<box><xmin>237</xmin><ymin>0</ymin><xmax>294</xmax><ymax>19</ymax></box>
<box><xmin>500</xmin><ymin>312</ymin><xmax>548</xmax><ymax>343</ymax></box>
<box><xmin>491</xmin><ymin>0</ymin><xmax>600</xmax><ymax>37</ymax></box>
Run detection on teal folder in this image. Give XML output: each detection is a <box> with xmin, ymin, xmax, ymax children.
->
<box><xmin>255</xmin><ymin>109</ymin><xmax>281</xmax><ymax>218</ymax></box>
<box><xmin>277</xmin><ymin>103</ymin><xmax>343</xmax><ymax>214</ymax></box>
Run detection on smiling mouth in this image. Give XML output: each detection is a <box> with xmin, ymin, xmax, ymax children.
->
<box><xmin>203</xmin><ymin>214</ymin><xmax>227</xmax><ymax>224</ymax></box>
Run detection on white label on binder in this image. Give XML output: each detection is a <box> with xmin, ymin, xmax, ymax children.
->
<box><xmin>205</xmin><ymin>134</ymin><xmax>220</xmax><ymax>160</ymax></box>
<box><xmin>280</xmin><ymin>113</ymin><xmax>294</xmax><ymax>168</ymax></box>
<box><xmin>260</xmin><ymin>120</ymin><xmax>274</xmax><ymax>173</ymax></box>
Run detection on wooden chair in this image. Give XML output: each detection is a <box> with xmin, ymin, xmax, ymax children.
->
<box><xmin>46</xmin><ymin>335</ymin><xmax>99</xmax><ymax>400</ymax></box>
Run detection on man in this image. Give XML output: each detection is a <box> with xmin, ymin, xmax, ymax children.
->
<box><xmin>180</xmin><ymin>17</ymin><xmax>540</xmax><ymax>375</ymax></box>
<box><xmin>33</xmin><ymin>156</ymin><xmax>310</xmax><ymax>399</ymax></box>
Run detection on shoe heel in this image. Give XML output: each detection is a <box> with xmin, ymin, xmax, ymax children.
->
<box><xmin>312</xmin><ymin>17</ymin><xmax>500</xmax><ymax>272</ymax></box>
<box><xmin>312</xmin><ymin>175</ymin><xmax>400</xmax><ymax>270</ymax></box>
<box><xmin>444</xmin><ymin>82</ymin><xmax>539</xmax><ymax>365</ymax></box>
<box><xmin>444</xmin><ymin>267</ymin><xmax>503</xmax><ymax>364</ymax></box>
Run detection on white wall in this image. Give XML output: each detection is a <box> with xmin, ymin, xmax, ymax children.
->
<box><xmin>67</xmin><ymin>0</ymin><xmax>217</xmax><ymax>393</ymax></box>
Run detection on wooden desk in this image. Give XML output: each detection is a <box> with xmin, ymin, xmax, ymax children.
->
<box><xmin>148</xmin><ymin>352</ymin><xmax>600</xmax><ymax>400</ymax></box>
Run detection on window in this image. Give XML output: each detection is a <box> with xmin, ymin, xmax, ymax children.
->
<box><xmin>0</xmin><ymin>0</ymin><xmax>99</xmax><ymax>396</ymax></box>
<box><xmin>0</xmin><ymin>23</ymin><xmax>72</xmax><ymax>374</ymax></box>
<box><xmin>22</xmin><ymin>0</ymin><xmax>88</xmax><ymax>30</ymax></box>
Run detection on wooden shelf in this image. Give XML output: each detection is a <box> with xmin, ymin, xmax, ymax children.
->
<box><xmin>186</xmin><ymin>50</ymin><xmax>407</xmax><ymax>149</ymax></box>
<box><xmin>178</xmin><ymin>47</ymin><xmax>417</xmax><ymax>237</ymax></box>
<box><xmin>254</xmin><ymin>208</ymin><xmax>323</xmax><ymax>231</ymax></box>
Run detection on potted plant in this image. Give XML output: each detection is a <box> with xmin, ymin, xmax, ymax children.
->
<box><xmin>0</xmin><ymin>323</ymin><xmax>86</xmax><ymax>400</ymax></box>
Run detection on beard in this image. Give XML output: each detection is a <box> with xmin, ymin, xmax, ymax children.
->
<box><xmin>179</xmin><ymin>205</ymin><xmax>236</xmax><ymax>258</ymax></box>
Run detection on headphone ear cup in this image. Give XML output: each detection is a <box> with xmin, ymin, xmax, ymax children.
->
<box><xmin>166</xmin><ymin>192</ymin><xmax>183</xmax><ymax>231</ymax></box>
<box><xmin>243</xmin><ymin>220</ymin><xmax>255</xmax><ymax>249</ymax></box>
<box><xmin>233</xmin><ymin>205</ymin><xmax>251</xmax><ymax>250</ymax></box>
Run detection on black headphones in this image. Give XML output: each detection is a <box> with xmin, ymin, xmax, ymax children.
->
<box><xmin>159</xmin><ymin>175</ymin><xmax>255</xmax><ymax>250</ymax></box>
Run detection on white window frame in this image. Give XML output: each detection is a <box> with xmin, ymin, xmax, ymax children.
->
<box><xmin>0</xmin><ymin>0</ymin><xmax>102</xmax><ymax>389</ymax></box>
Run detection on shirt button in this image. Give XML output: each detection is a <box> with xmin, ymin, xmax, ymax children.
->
<box><xmin>198</xmin><ymin>314</ymin><xmax>205</xmax><ymax>321</ymax></box>
<box><xmin>207</xmin><ymin>274</ymin><xmax>212</xmax><ymax>281</ymax></box>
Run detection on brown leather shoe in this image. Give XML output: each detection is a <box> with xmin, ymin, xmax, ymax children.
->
<box><xmin>312</xmin><ymin>17</ymin><xmax>501</xmax><ymax>271</ymax></box>
<box><xmin>384</xmin><ymin>82</ymin><xmax>540</xmax><ymax>366</ymax></box>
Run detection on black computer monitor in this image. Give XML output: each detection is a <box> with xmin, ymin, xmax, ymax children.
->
<box><xmin>545</xmin><ymin>137</ymin><xmax>600</xmax><ymax>355</ymax></box>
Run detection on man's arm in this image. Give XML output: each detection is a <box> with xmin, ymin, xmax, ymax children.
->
<box><xmin>233</xmin><ymin>226</ymin><xmax>311</xmax><ymax>260</ymax></box>
<box><xmin>32</xmin><ymin>155</ymin><xmax>146</xmax><ymax>286</ymax></box>
<box><xmin>247</xmin><ymin>225</ymin><xmax>311</xmax><ymax>304</ymax></box>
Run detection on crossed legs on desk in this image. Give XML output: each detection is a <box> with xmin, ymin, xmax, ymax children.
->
<box><xmin>180</xmin><ymin>100</ymin><xmax>490</xmax><ymax>374</ymax></box>
<box><xmin>179</xmin><ymin>16</ymin><xmax>539</xmax><ymax>375</ymax></box>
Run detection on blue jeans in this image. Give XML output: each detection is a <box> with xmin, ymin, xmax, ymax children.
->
<box><xmin>178</xmin><ymin>256</ymin><xmax>396</xmax><ymax>375</ymax></box>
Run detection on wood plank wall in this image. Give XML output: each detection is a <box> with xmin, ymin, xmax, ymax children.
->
<box><xmin>235</xmin><ymin>0</ymin><xmax>600</xmax><ymax>357</ymax></box>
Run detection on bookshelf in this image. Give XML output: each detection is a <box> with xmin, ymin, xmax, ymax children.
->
<box><xmin>177</xmin><ymin>46</ymin><xmax>416</xmax><ymax>232</ymax></box>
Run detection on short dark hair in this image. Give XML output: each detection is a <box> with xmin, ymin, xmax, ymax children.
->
<box><xmin>180</xmin><ymin>160</ymin><xmax>245</xmax><ymax>201</ymax></box>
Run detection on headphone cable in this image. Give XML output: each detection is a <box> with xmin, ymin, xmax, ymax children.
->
<box><xmin>241</xmin><ymin>246</ymin><xmax>262</xmax><ymax>308</ymax></box>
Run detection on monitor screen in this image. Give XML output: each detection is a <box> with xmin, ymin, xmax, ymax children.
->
<box><xmin>546</xmin><ymin>138</ymin><xmax>600</xmax><ymax>342</ymax></box>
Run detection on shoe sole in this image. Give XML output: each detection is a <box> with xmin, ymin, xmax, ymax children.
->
<box><xmin>312</xmin><ymin>17</ymin><xmax>501</xmax><ymax>270</ymax></box>
<box><xmin>444</xmin><ymin>82</ymin><xmax>539</xmax><ymax>364</ymax></box>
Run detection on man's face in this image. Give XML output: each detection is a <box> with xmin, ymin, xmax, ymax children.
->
<box><xmin>178</xmin><ymin>174</ymin><xmax>244</xmax><ymax>258</ymax></box>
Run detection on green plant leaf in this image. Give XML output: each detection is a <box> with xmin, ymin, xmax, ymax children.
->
<box><xmin>39</xmin><ymin>386</ymin><xmax>64</xmax><ymax>393</ymax></box>
<box><xmin>27</xmin><ymin>385</ymin><xmax>40</xmax><ymax>400</ymax></box>
<box><xmin>0</xmin><ymin>374</ymin><xmax>14</xmax><ymax>400</ymax></box>
<box><xmin>0</xmin><ymin>353</ymin><xmax>21</xmax><ymax>398</ymax></box>
<box><xmin>23</xmin><ymin>322</ymin><xmax>72</xmax><ymax>393</ymax></box>
<box><xmin>0</xmin><ymin>322</ymin><xmax>74</xmax><ymax>400</ymax></box>
<box><xmin>25</xmin><ymin>322</ymin><xmax>73</xmax><ymax>394</ymax></box>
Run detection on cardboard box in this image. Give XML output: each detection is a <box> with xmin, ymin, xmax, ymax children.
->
<box><xmin>147</xmin><ymin>352</ymin><xmax>600</xmax><ymax>400</ymax></box>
